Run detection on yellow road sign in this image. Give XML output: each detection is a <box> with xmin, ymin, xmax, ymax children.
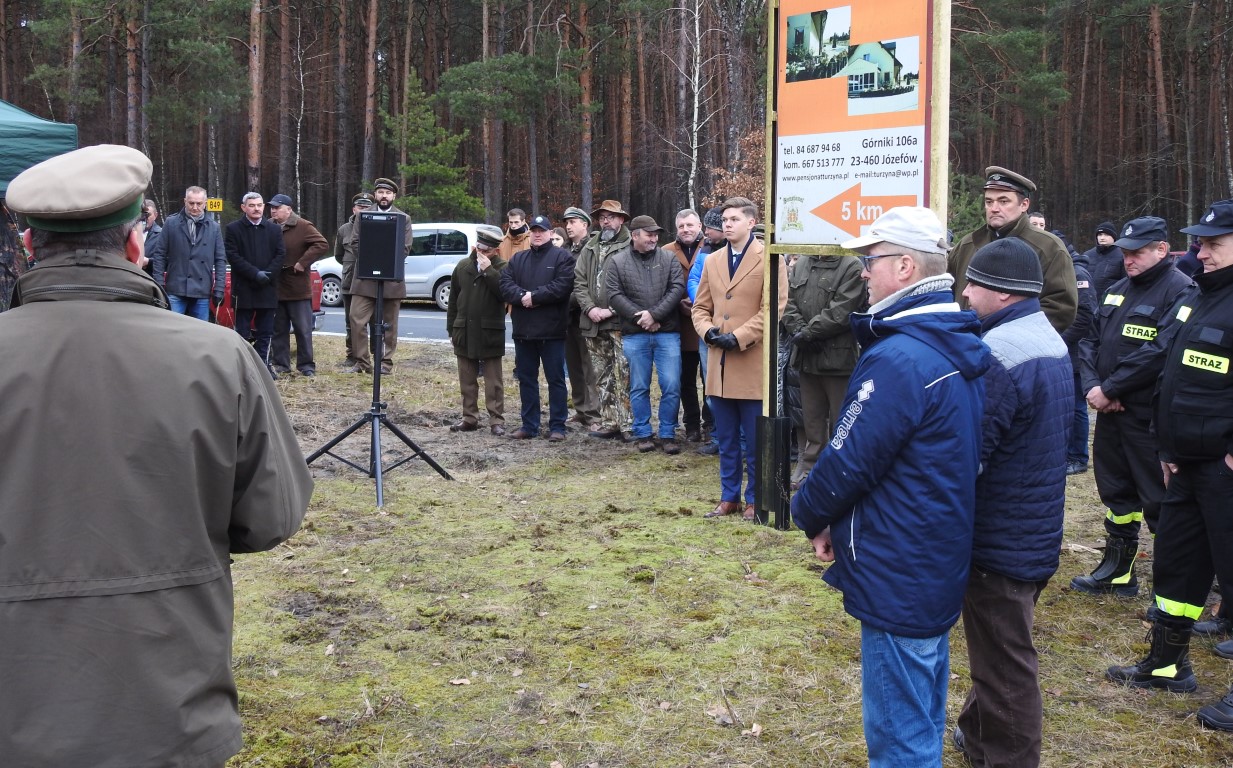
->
<box><xmin>206</xmin><ymin>198</ymin><xmax>223</xmax><ymax>212</ymax></box>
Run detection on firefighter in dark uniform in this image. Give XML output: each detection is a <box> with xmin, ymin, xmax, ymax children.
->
<box><xmin>1106</xmin><ymin>201</ymin><xmax>1233</xmax><ymax>732</ymax></box>
<box><xmin>1072</xmin><ymin>217</ymin><xmax>1193</xmax><ymax>597</ymax></box>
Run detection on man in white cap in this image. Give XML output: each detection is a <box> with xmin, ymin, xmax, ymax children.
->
<box><xmin>792</xmin><ymin>206</ymin><xmax>989</xmax><ymax>767</ymax></box>
<box><xmin>0</xmin><ymin>144</ymin><xmax>312</xmax><ymax>767</ymax></box>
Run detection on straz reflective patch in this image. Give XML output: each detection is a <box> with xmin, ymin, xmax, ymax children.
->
<box><xmin>1182</xmin><ymin>350</ymin><xmax>1230</xmax><ymax>373</ymax></box>
<box><xmin>1104</xmin><ymin>294</ymin><xmax>1125</xmax><ymax>306</ymax></box>
<box><xmin>1122</xmin><ymin>324</ymin><xmax>1156</xmax><ymax>341</ymax></box>
<box><xmin>1177</xmin><ymin>305</ymin><xmax>1192</xmax><ymax>322</ymax></box>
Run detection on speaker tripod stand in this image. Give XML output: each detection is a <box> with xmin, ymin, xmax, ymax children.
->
<box><xmin>307</xmin><ymin>281</ymin><xmax>452</xmax><ymax>506</ymax></box>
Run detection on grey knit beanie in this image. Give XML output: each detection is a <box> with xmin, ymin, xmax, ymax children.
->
<box><xmin>966</xmin><ymin>237</ymin><xmax>1043</xmax><ymax>297</ymax></box>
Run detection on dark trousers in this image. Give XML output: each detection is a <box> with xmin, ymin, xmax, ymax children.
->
<box><xmin>1067</xmin><ymin>369</ymin><xmax>1089</xmax><ymax>465</ymax></box>
<box><xmin>234</xmin><ymin>307</ymin><xmax>275</xmax><ymax>364</ymax></box>
<box><xmin>1153</xmin><ymin>459</ymin><xmax>1233</xmax><ymax>621</ymax></box>
<box><xmin>271</xmin><ymin>298</ymin><xmax>315</xmax><ymax>373</ymax></box>
<box><xmin>342</xmin><ymin>293</ymin><xmax>355</xmax><ymax>362</ymax></box>
<box><xmin>514</xmin><ymin>338</ymin><xmax>568</xmax><ymax>435</ymax></box>
<box><xmin>796</xmin><ymin>370</ymin><xmax>850</xmax><ymax>481</ymax></box>
<box><xmin>711</xmin><ymin>396</ymin><xmax>761</xmax><ymax>505</ymax></box>
<box><xmin>565</xmin><ymin>310</ymin><xmax>599</xmax><ymax>423</ymax></box>
<box><xmin>958</xmin><ymin>566</ymin><xmax>1048</xmax><ymax>768</ymax></box>
<box><xmin>679</xmin><ymin>349</ymin><xmax>710</xmax><ymax>431</ymax></box>
<box><xmin>1093</xmin><ymin>408</ymin><xmax>1162</xmax><ymax>537</ymax></box>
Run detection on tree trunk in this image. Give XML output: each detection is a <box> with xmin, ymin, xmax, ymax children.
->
<box><xmin>618</xmin><ymin>18</ymin><xmax>632</xmax><ymax>203</ymax></box>
<box><xmin>578</xmin><ymin>0</ymin><xmax>593</xmax><ymax>211</ymax></box>
<box><xmin>277</xmin><ymin>0</ymin><xmax>292</xmax><ymax>194</ymax></box>
<box><xmin>125</xmin><ymin>2</ymin><xmax>139</xmax><ymax>147</ymax></box>
<box><xmin>335</xmin><ymin>0</ymin><xmax>350</xmax><ymax>232</ymax></box>
<box><xmin>360</xmin><ymin>0</ymin><xmax>379</xmax><ymax>184</ymax></box>
<box><xmin>525</xmin><ymin>0</ymin><xmax>539</xmax><ymax>213</ymax></box>
<box><xmin>1148</xmin><ymin>5</ymin><xmax>1171</xmax><ymax>196</ymax></box>
<box><xmin>247</xmin><ymin>0</ymin><xmax>264</xmax><ymax>193</ymax></box>
<box><xmin>482</xmin><ymin>0</ymin><xmax>494</xmax><ymax>220</ymax></box>
<box><xmin>140</xmin><ymin>0</ymin><xmax>152</xmax><ymax>154</ymax></box>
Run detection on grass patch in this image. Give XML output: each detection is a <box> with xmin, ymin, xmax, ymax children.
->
<box><xmin>229</xmin><ymin>337</ymin><xmax>1233</xmax><ymax>767</ymax></box>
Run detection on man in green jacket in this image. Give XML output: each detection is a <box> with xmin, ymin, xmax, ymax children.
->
<box><xmin>447</xmin><ymin>226</ymin><xmax>509</xmax><ymax>435</ymax></box>
<box><xmin>949</xmin><ymin>166</ymin><xmax>1078</xmax><ymax>333</ymax></box>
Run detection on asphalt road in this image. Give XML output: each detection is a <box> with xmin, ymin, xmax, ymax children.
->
<box><xmin>317</xmin><ymin>301</ymin><xmax>514</xmax><ymax>346</ymax></box>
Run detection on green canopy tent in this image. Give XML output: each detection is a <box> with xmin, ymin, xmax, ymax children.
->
<box><xmin>0</xmin><ymin>100</ymin><xmax>78</xmax><ymax>195</ymax></box>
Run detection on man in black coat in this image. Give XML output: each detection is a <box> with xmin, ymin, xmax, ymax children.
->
<box><xmin>225</xmin><ymin>192</ymin><xmax>286</xmax><ymax>376</ymax></box>
<box><xmin>499</xmin><ymin>215</ymin><xmax>576</xmax><ymax>441</ymax></box>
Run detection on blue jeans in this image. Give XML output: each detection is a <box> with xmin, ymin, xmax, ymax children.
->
<box><xmin>860</xmin><ymin>625</ymin><xmax>949</xmax><ymax>767</ymax></box>
<box><xmin>710</xmin><ymin>396</ymin><xmax>760</xmax><ymax>504</ymax></box>
<box><xmin>169</xmin><ymin>294</ymin><xmax>210</xmax><ymax>321</ymax></box>
<box><xmin>1068</xmin><ymin>369</ymin><xmax>1089</xmax><ymax>464</ymax></box>
<box><xmin>622</xmin><ymin>332</ymin><xmax>681</xmax><ymax>439</ymax></box>
<box><xmin>514</xmin><ymin>338</ymin><xmax>568</xmax><ymax>434</ymax></box>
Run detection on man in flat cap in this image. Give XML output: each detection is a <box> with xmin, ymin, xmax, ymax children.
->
<box><xmin>574</xmin><ymin>199</ymin><xmax>634</xmax><ymax>439</ymax></box>
<box><xmin>1106</xmin><ymin>200</ymin><xmax>1233</xmax><ymax>732</ymax></box>
<box><xmin>953</xmin><ymin>237</ymin><xmax>1071</xmax><ymax>767</ymax></box>
<box><xmin>0</xmin><ymin>144</ymin><xmax>311</xmax><ymax>767</ymax></box>
<box><xmin>499</xmin><ymin>214</ymin><xmax>576</xmax><ymax>441</ymax></box>
<box><xmin>347</xmin><ymin>177</ymin><xmax>413</xmax><ymax>375</ymax></box>
<box><xmin>1072</xmin><ymin>217</ymin><xmax>1192</xmax><ymax>600</ymax></box>
<box><xmin>949</xmin><ymin>166</ymin><xmax>1078</xmax><ymax>334</ymax></box>
<box><xmin>605</xmin><ymin>214</ymin><xmax>686</xmax><ymax>454</ymax></box>
<box><xmin>562</xmin><ymin>205</ymin><xmax>600</xmax><ymax>427</ymax></box>
<box><xmin>268</xmin><ymin>193</ymin><xmax>329</xmax><ymax>377</ymax></box>
<box><xmin>792</xmin><ymin>206</ymin><xmax>988</xmax><ymax>766</ymax></box>
<box><xmin>335</xmin><ymin>192</ymin><xmax>373</xmax><ymax>367</ymax></box>
<box><xmin>447</xmin><ymin>224</ymin><xmax>508</xmax><ymax>435</ymax></box>
<box><xmin>225</xmin><ymin>191</ymin><xmax>286</xmax><ymax>375</ymax></box>
<box><xmin>148</xmin><ymin>185</ymin><xmax>226</xmax><ymax>321</ymax></box>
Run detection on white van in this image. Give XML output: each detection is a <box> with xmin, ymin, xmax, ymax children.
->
<box><xmin>314</xmin><ymin>222</ymin><xmax>499</xmax><ymax>311</ymax></box>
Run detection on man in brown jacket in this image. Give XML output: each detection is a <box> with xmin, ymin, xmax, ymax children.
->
<box><xmin>692</xmin><ymin>196</ymin><xmax>788</xmax><ymax>521</ymax></box>
<box><xmin>499</xmin><ymin>207</ymin><xmax>532</xmax><ymax>261</ymax></box>
<box><xmin>663</xmin><ymin>208</ymin><xmax>709</xmax><ymax>442</ymax></box>
<box><xmin>269</xmin><ymin>193</ymin><xmax>329</xmax><ymax>376</ymax></box>
<box><xmin>0</xmin><ymin>144</ymin><xmax>313</xmax><ymax>768</ymax></box>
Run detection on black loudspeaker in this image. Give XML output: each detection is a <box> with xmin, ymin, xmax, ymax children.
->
<box><xmin>355</xmin><ymin>211</ymin><xmax>407</xmax><ymax>281</ymax></box>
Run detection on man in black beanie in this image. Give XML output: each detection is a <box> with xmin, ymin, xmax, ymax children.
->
<box><xmin>953</xmin><ymin>236</ymin><xmax>1072</xmax><ymax>767</ymax></box>
<box><xmin>1083</xmin><ymin>221</ymin><xmax>1125</xmax><ymax>299</ymax></box>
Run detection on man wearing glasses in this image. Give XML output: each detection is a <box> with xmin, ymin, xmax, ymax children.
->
<box><xmin>792</xmin><ymin>206</ymin><xmax>990</xmax><ymax>767</ymax></box>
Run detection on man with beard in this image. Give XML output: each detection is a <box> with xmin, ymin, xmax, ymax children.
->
<box><xmin>949</xmin><ymin>166</ymin><xmax>1078</xmax><ymax>334</ymax></box>
<box><xmin>499</xmin><ymin>207</ymin><xmax>531</xmax><ymax>261</ymax></box>
<box><xmin>500</xmin><ymin>215</ymin><xmax>576</xmax><ymax>441</ymax></box>
<box><xmin>347</xmin><ymin>177</ymin><xmax>412</xmax><ymax>375</ymax></box>
<box><xmin>574</xmin><ymin>199</ymin><xmax>634</xmax><ymax>440</ymax></box>
<box><xmin>563</xmin><ymin>205</ymin><xmax>600</xmax><ymax>426</ymax></box>
<box><xmin>664</xmin><ymin>209</ymin><xmax>708</xmax><ymax>442</ymax></box>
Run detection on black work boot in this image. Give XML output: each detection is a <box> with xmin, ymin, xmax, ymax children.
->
<box><xmin>1107</xmin><ymin>621</ymin><xmax>1198</xmax><ymax>693</ymax></box>
<box><xmin>1194</xmin><ymin>609</ymin><xmax>1233</xmax><ymax>637</ymax></box>
<box><xmin>1071</xmin><ymin>535</ymin><xmax>1139</xmax><ymax>596</ymax></box>
<box><xmin>1198</xmin><ymin>686</ymin><xmax>1233</xmax><ymax>731</ymax></box>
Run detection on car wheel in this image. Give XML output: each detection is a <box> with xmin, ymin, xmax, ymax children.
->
<box><xmin>320</xmin><ymin>276</ymin><xmax>343</xmax><ymax>307</ymax></box>
<box><xmin>434</xmin><ymin>279</ymin><xmax>451</xmax><ymax>311</ymax></box>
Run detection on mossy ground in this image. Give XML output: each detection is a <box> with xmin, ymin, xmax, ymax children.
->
<box><xmin>230</xmin><ymin>337</ymin><xmax>1233</xmax><ymax>767</ymax></box>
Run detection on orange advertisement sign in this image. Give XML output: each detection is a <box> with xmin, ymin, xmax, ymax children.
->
<box><xmin>774</xmin><ymin>0</ymin><xmax>937</xmax><ymax>245</ymax></box>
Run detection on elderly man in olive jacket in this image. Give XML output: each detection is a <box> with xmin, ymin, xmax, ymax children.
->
<box><xmin>1</xmin><ymin>144</ymin><xmax>312</xmax><ymax>768</ymax></box>
<box><xmin>447</xmin><ymin>226</ymin><xmax>509</xmax><ymax>435</ymax></box>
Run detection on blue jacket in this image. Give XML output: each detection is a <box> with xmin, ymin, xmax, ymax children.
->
<box><xmin>973</xmin><ymin>299</ymin><xmax>1072</xmax><ymax>582</ymax></box>
<box><xmin>791</xmin><ymin>285</ymin><xmax>990</xmax><ymax>638</ymax></box>
<box><xmin>149</xmin><ymin>211</ymin><xmax>226</xmax><ymax>300</ymax></box>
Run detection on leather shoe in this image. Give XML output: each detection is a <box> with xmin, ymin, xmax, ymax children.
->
<box><xmin>299</xmin><ymin>369</ymin><xmax>316</xmax><ymax>377</ymax></box>
<box><xmin>1195</xmin><ymin>615</ymin><xmax>1233</xmax><ymax>637</ymax></box>
<box><xmin>1198</xmin><ymin>686</ymin><xmax>1233</xmax><ymax>731</ymax></box>
<box><xmin>704</xmin><ymin>501</ymin><xmax>741</xmax><ymax>518</ymax></box>
<box><xmin>742</xmin><ymin>503</ymin><xmax>757</xmax><ymax>521</ymax></box>
<box><xmin>685</xmin><ymin>429</ymin><xmax>702</xmax><ymax>442</ymax></box>
<box><xmin>1217</xmin><ymin>638</ymin><xmax>1233</xmax><ymax>660</ymax></box>
<box><xmin>548</xmin><ymin>431</ymin><xmax>566</xmax><ymax>442</ymax></box>
<box><xmin>635</xmin><ymin>438</ymin><xmax>656</xmax><ymax>453</ymax></box>
<box><xmin>696</xmin><ymin>441</ymin><xmax>719</xmax><ymax>456</ymax></box>
<box><xmin>588</xmin><ymin>427</ymin><xmax>622</xmax><ymax>439</ymax></box>
<box><xmin>450</xmin><ymin>421</ymin><xmax>479</xmax><ymax>432</ymax></box>
<box><xmin>510</xmin><ymin>428</ymin><xmax>535</xmax><ymax>440</ymax></box>
<box><xmin>662</xmin><ymin>440</ymin><xmax>681</xmax><ymax>455</ymax></box>
<box><xmin>951</xmin><ymin>726</ymin><xmax>974</xmax><ymax>764</ymax></box>
<box><xmin>379</xmin><ymin>365</ymin><xmax>393</xmax><ymax>375</ymax></box>
<box><xmin>489</xmin><ymin>424</ymin><xmax>506</xmax><ymax>436</ymax></box>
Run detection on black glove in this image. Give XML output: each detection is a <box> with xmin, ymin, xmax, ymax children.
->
<box><xmin>715</xmin><ymin>332</ymin><xmax>740</xmax><ymax>350</ymax></box>
<box><xmin>212</xmin><ymin>292</ymin><xmax>224</xmax><ymax>304</ymax></box>
<box><xmin>790</xmin><ymin>331</ymin><xmax>809</xmax><ymax>347</ymax></box>
<box><xmin>704</xmin><ymin>327</ymin><xmax>723</xmax><ymax>346</ymax></box>
<box><xmin>255</xmin><ymin>270</ymin><xmax>271</xmax><ymax>286</ymax></box>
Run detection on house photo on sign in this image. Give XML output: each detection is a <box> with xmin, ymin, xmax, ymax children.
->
<box><xmin>775</xmin><ymin>0</ymin><xmax>934</xmax><ymax>246</ymax></box>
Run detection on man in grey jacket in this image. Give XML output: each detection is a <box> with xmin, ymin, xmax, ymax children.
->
<box><xmin>1</xmin><ymin>144</ymin><xmax>313</xmax><ymax>768</ymax></box>
<box><xmin>148</xmin><ymin>185</ymin><xmax>227</xmax><ymax>320</ymax></box>
<box><xmin>606</xmin><ymin>214</ymin><xmax>686</xmax><ymax>454</ymax></box>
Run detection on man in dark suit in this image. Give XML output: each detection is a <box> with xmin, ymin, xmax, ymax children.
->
<box><xmin>225</xmin><ymin>192</ymin><xmax>286</xmax><ymax>377</ymax></box>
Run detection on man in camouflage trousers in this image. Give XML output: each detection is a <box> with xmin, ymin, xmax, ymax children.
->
<box><xmin>573</xmin><ymin>199</ymin><xmax>633</xmax><ymax>439</ymax></box>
